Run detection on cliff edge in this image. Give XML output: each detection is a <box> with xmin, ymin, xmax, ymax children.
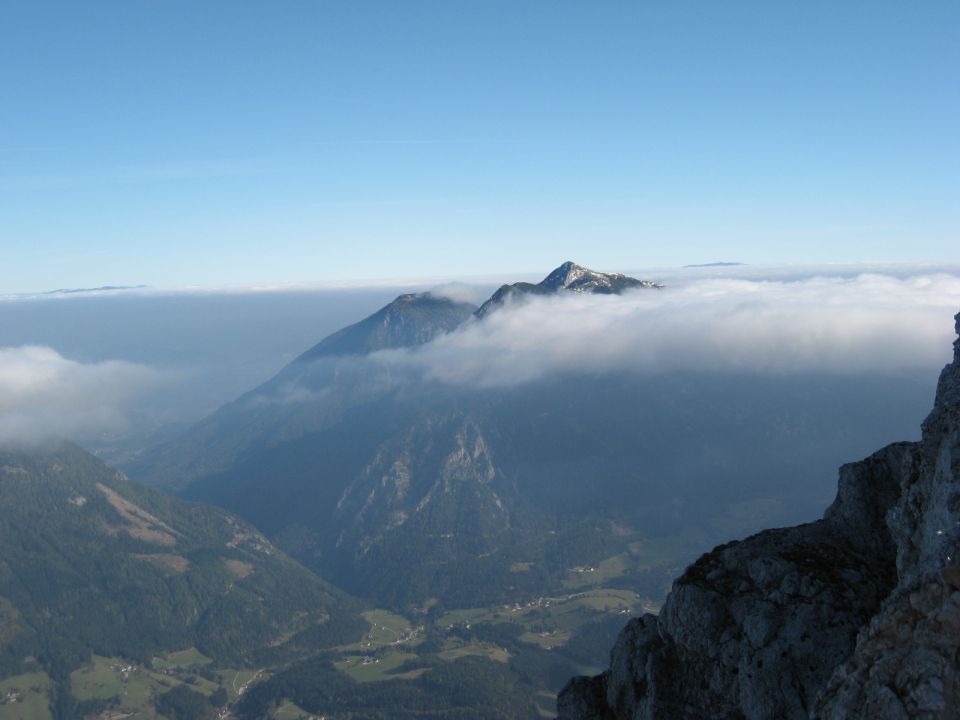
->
<box><xmin>559</xmin><ymin>311</ymin><xmax>960</xmax><ymax>720</ymax></box>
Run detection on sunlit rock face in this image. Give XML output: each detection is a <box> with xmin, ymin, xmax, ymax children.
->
<box><xmin>559</xmin><ymin>311</ymin><xmax>960</xmax><ymax>720</ymax></box>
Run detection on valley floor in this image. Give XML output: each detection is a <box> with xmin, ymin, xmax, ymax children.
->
<box><xmin>0</xmin><ymin>581</ymin><xmax>662</xmax><ymax>720</ymax></box>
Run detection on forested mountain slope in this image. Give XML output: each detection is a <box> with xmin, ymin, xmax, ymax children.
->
<box><xmin>0</xmin><ymin>444</ymin><xmax>366</xmax><ymax>705</ymax></box>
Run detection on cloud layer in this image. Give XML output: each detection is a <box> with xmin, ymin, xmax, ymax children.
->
<box><xmin>3</xmin><ymin>270</ymin><xmax>958</xmax><ymax>444</ymax></box>
<box><xmin>0</xmin><ymin>346</ymin><xmax>158</xmax><ymax>444</ymax></box>
<box><xmin>426</xmin><ymin>283</ymin><xmax>485</xmax><ymax>306</ymax></box>
<box><xmin>375</xmin><ymin>273</ymin><xmax>960</xmax><ymax>387</ymax></box>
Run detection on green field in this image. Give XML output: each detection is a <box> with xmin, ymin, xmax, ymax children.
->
<box><xmin>223</xmin><ymin>669</ymin><xmax>260</xmax><ymax>698</ymax></box>
<box><xmin>331</xmin><ymin>605</ymin><xmax>536</xmax><ymax>684</ymax></box>
<box><xmin>273</xmin><ymin>700</ymin><xmax>312</xmax><ymax>720</ymax></box>
<box><xmin>563</xmin><ymin>536</ymin><xmax>686</xmax><ymax>590</ymax></box>
<box><xmin>437</xmin><ymin>587</ymin><xmax>645</xmax><ymax>648</ymax></box>
<box><xmin>437</xmin><ymin>607</ymin><xmax>487</xmax><ymax>627</ymax></box>
<box><xmin>437</xmin><ymin>639</ymin><xmax>510</xmax><ymax>664</ymax></box>
<box><xmin>519</xmin><ymin>629</ymin><xmax>570</xmax><ymax>649</ymax></box>
<box><xmin>67</xmin><ymin>654</ymin><xmax>235</xmax><ymax>719</ymax></box>
<box><xmin>152</xmin><ymin>648</ymin><xmax>212</xmax><ymax>671</ymax></box>
<box><xmin>1</xmin><ymin>651</ymin><xmax>270</xmax><ymax>720</ymax></box>
<box><xmin>70</xmin><ymin>656</ymin><xmax>130</xmax><ymax>702</ymax></box>
<box><xmin>353</xmin><ymin>609</ymin><xmax>418</xmax><ymax>650</ymax></box>
<box><xmin>334</xmin><ymin>651</ymin><xmax>418</xmax><ymax>682</ymax></box>
<box><xmin>0</xmin><ymin>673</ymin><xmax>52</xmax><ymax>720</ymax></box>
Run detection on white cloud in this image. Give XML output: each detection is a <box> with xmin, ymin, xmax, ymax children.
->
<box><xmin>373</xmin><ymin>272</ymin><xmax>960</xmax><ymax>387</ymax></box>
<box><xmin>0</xmin><ymin>346</ymin><xmax>159</xmax><ymax>444</ymax></box>
<box><xmin>427</xmin><ymin>283</ymin><xmax>484</xmax><ymax>305</ymax></box>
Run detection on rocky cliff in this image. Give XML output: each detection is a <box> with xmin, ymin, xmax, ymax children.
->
<box><xmin>559</xmin><ymin>311</ymin><xmax>960</xmax><ymax>720</ymax></box>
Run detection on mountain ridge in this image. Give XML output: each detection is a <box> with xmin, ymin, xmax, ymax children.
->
<box><xmin>126</xmin><ymin>261</ymin><xmax>933</xmax><ymax>617</ymax></box>
<box><xmin>127</xmin><ymin>261</ymin><xmax>658</xmax><ymax>491</ymax></box>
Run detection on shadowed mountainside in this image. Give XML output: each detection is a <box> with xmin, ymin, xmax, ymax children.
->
<box><xmin>127</xmin><ymin>263</ymin><xmax>933</xmax><ymax>613</ymax></box>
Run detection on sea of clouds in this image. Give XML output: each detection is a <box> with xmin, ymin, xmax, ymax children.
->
<box><xmin>375</xmin><ymin>272</ymin><xmax>960</xmax><ymax>387</ymax></box>
<box><xmin>2</xmin><ymin>267</ymin><xmax>959</xmax><ymax>442</ymax></box>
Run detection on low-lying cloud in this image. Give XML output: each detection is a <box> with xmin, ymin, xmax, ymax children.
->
<box><xmin>0</xmin><ymin>346</ymin><xmax>158</xmax><ymax>444</ymax></box>
<box><xmin>426</xmin><ymin>283</ymin><xmax>485</xmax><ymax>306</ymax></box>
<box><xmin>374</xmin><ymin>273</ymin><xmax>960</xmax><ymax>387</ymax></box>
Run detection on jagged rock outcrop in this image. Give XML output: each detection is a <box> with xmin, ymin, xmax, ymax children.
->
<box><xmin>559</xmin><ymin>311</ymin><xmax>960</xmax><ymax>720</ymax></box>
<box><xmin>816</xmin><ymin>311</ymin><xmax>960</xmax><ymax>719</ymax></box>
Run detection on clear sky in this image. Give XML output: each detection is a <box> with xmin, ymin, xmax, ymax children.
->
<box><xmin>1</xmin><ymin>1</ymin><xmax>957</xmax><ymax>292</ymax></box>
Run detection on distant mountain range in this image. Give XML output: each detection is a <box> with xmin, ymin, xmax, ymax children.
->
<box><xmin>127</xmin><ymin>262</ymin><xmax>931</xmax><ymax>612</ymax></box>
<box><xmin>42</xmin><ymin>285</ymin><xmax>148</xmax><ymax>295</ymax></box>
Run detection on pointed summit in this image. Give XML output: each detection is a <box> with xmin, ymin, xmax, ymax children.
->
<box><xmin>476</xmin><ymin>261</ymin><xmax>661</xmax><ymax>317</ymax></box>
<box><xmin>540</xmin><ymin>261</ymin><xmax>592</xmax><ymax>290</ymax></box>
<box><xmin>540</xmin><ymin>260</ymin><xmax>660</xmax><ymax>293</ymax></box>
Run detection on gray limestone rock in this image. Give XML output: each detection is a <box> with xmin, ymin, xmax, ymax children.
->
<box><xmin>816</xmin><ymin>312</ymin><xmax>960</xmax><ymax>719</ymax></box>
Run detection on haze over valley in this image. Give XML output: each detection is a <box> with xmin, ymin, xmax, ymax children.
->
<box><xmin>2</xmin><ymin>260</ymin><xmax>959</xmax><ymax>718</ymax></box>
<box><xmin>2</xmin><ymin>1</ymin><xmax>957</xmax><ymax>717</ymax></box>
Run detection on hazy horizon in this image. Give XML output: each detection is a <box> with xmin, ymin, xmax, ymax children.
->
<box><xmin>1</xmin><ymin>261</ymin><xmax>957</xmax><ymax>450</ymax></box>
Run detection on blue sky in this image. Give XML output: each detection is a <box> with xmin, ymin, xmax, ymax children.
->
<box><xmin>1</xmin><ymin>1</ymin><xmax>957</xmax><ymax>292</ymax></box>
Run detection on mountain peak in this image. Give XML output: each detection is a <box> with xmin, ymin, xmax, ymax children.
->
<box><xmin>540</xmin><ymin>261</ymin><xmax>593</xmax><ymax>290</ymax></box>
<box><xmin>476</xmin><ymin>261</ymin><xmax>662</xmax><ymax>317</ymax></box>
<box><xmin>294</xmin><ymin>291</ymin><xmax>477</xmax><ymax>363</ymax></box>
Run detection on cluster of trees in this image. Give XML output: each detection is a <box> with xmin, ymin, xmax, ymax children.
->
<box><xmin>154</xmin><ymin>685</ymin><xmax>221</xmax><ymax>720</ymax></box>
